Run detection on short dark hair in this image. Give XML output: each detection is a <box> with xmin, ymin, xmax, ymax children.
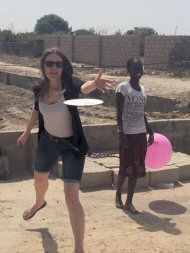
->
<box><xmin>126</xmin><ymin>57</ymin><xmax>143</xmax><ymax>72</ymax></box>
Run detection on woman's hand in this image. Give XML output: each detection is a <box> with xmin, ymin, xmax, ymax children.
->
<box><xmin>17</xmin><ymin>110</ymin><xmax>38</xmax><ymax>146</ymax></box>
<box><xmin>94</xmin><ymin>71</ymin><xmax>113</xmax><ymax>92</ymax></box>
<box><xmin>17</xmin><ymin>131</ymin><xmax>30</xmax><ymax>146</ymax></box>
<box><xmin>80</xmin><ymin>71</ymin><xmax>113</xmax><ymax>94</ymax></box>
<box><xmin>147</xmin><ymin>133</ymin><xmax>154</xmax><ymax>146</ymax></box>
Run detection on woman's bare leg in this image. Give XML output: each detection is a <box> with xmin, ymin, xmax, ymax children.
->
<box><xmin>64</xmin><ymin>182</ymin><xmax>85</xmax><ymax>253</ymax></box>
<box><xmin>23</xmin><ymin>171</ymin><xmax>50</xmax><ymax>220</ymax></box>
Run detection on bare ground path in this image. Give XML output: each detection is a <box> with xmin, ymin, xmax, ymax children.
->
<box><xmin>0</xmin><ymin>55</ymin><xmax>190</xmax><ymax>253</ymax></box>
<box><xmin>0</xmin><ymin>178</ymin><xmax>190</xmax><ymax>253</ymax></box>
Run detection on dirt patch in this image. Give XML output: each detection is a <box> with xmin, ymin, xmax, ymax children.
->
<box><xmin>0</xmin><ymin>54</ymin><xmax>190</xmax><ymax>131</ymax></box>
<box><xmin>1</xmin><ymin>177</ymin><xmax>190</xmax><ymax>253</ymax></box>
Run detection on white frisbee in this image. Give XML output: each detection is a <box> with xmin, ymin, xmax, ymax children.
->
<box><xmin>64</xmin><ymin>98</ymin><xmax>104</xmax><ymax>106</ymax></box>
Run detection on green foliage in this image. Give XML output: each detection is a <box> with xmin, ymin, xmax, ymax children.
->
<box><xmin>15</xmin><ymin>32</ymin><xmax>36</xmax><ymax>42</ymax></box>
<box><xmin>71</xmin><ymin>28</ymin><xmax>96</xmax><ymax>35</ymax></box>
<box><xmin>34</xmin><ymin>14</ymin><xmax>70</xmax><ymax>34</ymax></box>
<box><xmin>0</xmin><ymin>29</ymin><xmax>36</xmax><ymax>42</ymax></box>
<box><xmin>0</xmin><ymin>29</ymin><xmax>16</xmax><ymax>42</ymax></box>
<box><xmin>125</xmin><ymin>29</ymin><xmax>134</xmax><ymax>36</ymax></box>
<box><xmin>114</xmin><ymin>29</ymin><xmax>123</xmax><ymax>36</ymax></box>
<box><xmin>125</xmin><ymin>27</ymin><xmax>158</xmax><ymax>36</ymax></box>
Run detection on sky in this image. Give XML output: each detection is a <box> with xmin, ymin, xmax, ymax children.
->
<box><xmin>0</xmin><ymin>0</ymin><xmax>190</xmax><ymax>35</ymax></box>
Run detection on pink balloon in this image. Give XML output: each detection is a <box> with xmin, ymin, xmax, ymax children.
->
<box><xmin>145</xmin><ymin>133</ymin><xmax>173</xmax><ymax>169</ymax></box>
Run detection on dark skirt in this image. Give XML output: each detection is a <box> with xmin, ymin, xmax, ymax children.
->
<box><xmin>119</xmin><ymin>133</ymin><xmax>147</xmax><ymax>178</ymax></box>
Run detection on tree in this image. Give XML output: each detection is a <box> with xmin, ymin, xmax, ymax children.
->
<box><xmin>114</xmin><ymin>29</ymin><xmax>123</xmax><ymax>36</ymax></box>
<box><xmin>0</xmin><ymin>29</ymin><xmax>16</xmax><ymax>42</ymax></box>
<box><xmin>34</xmin><ymin>14</ymin><xmax>70</xmax><ymax>34</ymax></box>
<box><xmin>15</xmin><ymin>32</ymin><xmax>35</xmax><ymax>42</ymax></box>
<box><xmin>0</xmin><ymin>29</ymin><xmax>35</xmax><ymax>42</ymax></box>
<box><xmin>125</xmin><ymin>27</ymin><xmax>158</xmax><ymax>36</ymax></box>
<box><xmin>71</xmin><ymin>28</ymin><xmax>96</xmax><ymax>35</ymax></box>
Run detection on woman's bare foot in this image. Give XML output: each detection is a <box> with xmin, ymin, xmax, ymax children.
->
<box><xmin>23</xmin><ymin>201</ymin><xmax>47</xmax><ymax>220</ymax></box>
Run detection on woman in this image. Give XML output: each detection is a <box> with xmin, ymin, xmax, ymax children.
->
<box><xmin>115</xmin><ymin>57</ymin><xmax>154</xmax><ymax>214</ymax></box>
<box><xmin>17</xmin><ymin>47</ymin><xmax>112</xmax><ymax>253</ymax></box>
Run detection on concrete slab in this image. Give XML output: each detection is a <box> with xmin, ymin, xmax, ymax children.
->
<box><xmin>148</xmin><ymin>165</ymin><xmax>179</xmax><ymax>186</ymax></box>
<box><xmin>112</xmin><ymin>169</ymin><xmax>150</xmax><ymax>191</ymax></box>
<box><xmin>55</xmin><ymin>152</ymin><xmax>190</xmax><ymax>190</ymax></box>
<box><xmin>174</xmin><ymin>152</ymin><xmax>190</xmax><ymax>180</ymax></box>
<box><xmin>179</xmin><ymin>163</ymin><xmax>190</xmax><ymax>181</ymax></box>
<box><xmin>80</xmin><ymin>167</ymin><xmax>113</xmax><ymax>189</ymax></box>
<box><xmin>55</xmin><ymin>160</ymin><xmax>113</xmax><ymax>190</ymax></box>
<box><xmin>86</xmin><ymin>154</ymin><xmax>119</xmax><ymax>169</ymax></box>
<box><xmin>82</xmin><ymin>155</ymin><xmax>114</xmax><ymax>189</ymax></box>
<box><xmin>147</xmin><ymin>152</ymin><xmax>190</xmax><ymax>186</ymax></box>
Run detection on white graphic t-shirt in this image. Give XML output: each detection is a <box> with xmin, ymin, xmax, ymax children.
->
<box><xmin>116</xmin><ymin>81</ymin><xmax>147</xmax><ymax>134</ymax></box>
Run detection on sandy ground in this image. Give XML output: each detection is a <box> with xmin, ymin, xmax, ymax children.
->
<box><xmin>0</xmin><ymin>54</ymin><xmax>190</xmax><ymax>130</ymax></box>
<box><xmin>0</xmin><ymin>177</ymin><xmax>190</xmax><ymax>253</ymax></box>
<box><xmin>0</xmin><ymin>55</ymin><xmax>190</xmax><ymax>253</ymax></box>
<box><xmin>0</xmin><ymin>74</ymin><xmax>190</xmax><ymax>130</ymax></box>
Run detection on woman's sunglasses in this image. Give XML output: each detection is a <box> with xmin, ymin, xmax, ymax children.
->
<box><xmin>45</xmin><ymin>61</ymin><xmax>63</xmax><ymax>68</ymax></box>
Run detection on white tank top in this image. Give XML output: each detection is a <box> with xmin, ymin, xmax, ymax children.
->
<box><xmin>116</xmin><ymin>81</ymin><xmax>147</xmax><ymax>134</ymax></box>
<box><xmin>39</xmin><ymin>95</ymin><xmax>73</xmax><ymax>137</ymax></box>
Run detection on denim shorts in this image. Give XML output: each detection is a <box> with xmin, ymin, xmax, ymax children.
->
<box><xmin>34</xmin><ymin>132</ymin><xmax>85</xmax><ymax>182</ymax></box>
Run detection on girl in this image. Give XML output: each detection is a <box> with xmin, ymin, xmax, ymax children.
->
<box><xmin>115</xmin><ymin>57</ymin><xmax>154</xmax><ymax>214</ymax></box>
<box><xmin>17</xmin><ymin>47</ymin><xmax>112</xmax><ymax>253</ymax></box>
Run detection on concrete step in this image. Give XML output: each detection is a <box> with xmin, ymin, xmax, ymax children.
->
<box><xmin>55</xmin><ymin>152</ymin><xmax>190</xmax><ymax>190</ymax></box>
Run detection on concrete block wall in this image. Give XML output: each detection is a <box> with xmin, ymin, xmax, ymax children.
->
<box><xmin>169</xmin><ymin>36</ymin><xmax>190</xmax><ymax>67</ymax></box>
<box><xmin>73</xmin><ymin>35</ymin><xmax>100</xmax><ymax>65</ymax></box>
<box><xmin>150</xmin><ymin>119</ymin><xmax>190</xmax><ymax>154</ymax></box>
<box><xmin>0</xmin><ymin>131</ymin><xmax>36</xmax><ymax>176</ymax></box>
<box><xmin>1</xmin><ymin>35</ymin><xmax>190</xmax><ymax>70</ymax></box>
<box><xmin>82</xmin><ymin>119</ymin><xmax>190</xmax><ymax>155</ymax></box>
<box><xmin>11</xmin><ymin>43</ymin><xmax>32</xmax><ymax>57</ymax></box>
<box><xmin>0</xmin><ymin>72</ymin><xmax>39</xmax><ymax>90</ymax></box>
<box><xmin>40</xmin><ymin>35</ymin><xmax>190</xmax><ymax>69</ymax></box>
<box><xmin>144</xmin><ymin>36</ymin><xmax>176</xmax><ymax>70</ymax></box>
<box><xmin>83</xmin><ymin>123</ymin><xmax>118</xmax><ymax>152</ymax></box>
<box><xmin>0</xmin><ymin>40</ymin><xmax>43</xmax><ymax>58</ymax></box>
<box><xmin>59</xmin><ymin>35</ymin><xmax>73</xmax><ymax>60</ymax></box>
<box><xmin>1</xmin><ymin>119</ymin><xmax>189</xmax><ymax>177</ymax></box>
<box><xmin>38</xmin><ymin>35</ymin><xmax>142</xmax><ymax>67</ymax></box>
<box><xmin>101</xmin><ymin>36</ymin><xmax>141</xmax><ymax>67</ymax></box>
<box><xmin>40</xmin><ymin>34</ymin><xmax>60</xmax><ymax>50</ymax></box>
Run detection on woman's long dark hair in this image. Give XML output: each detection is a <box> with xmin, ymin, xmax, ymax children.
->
<box><xmin>34</xmin><ymin>47</ymin><xmax>73</xmax><ymax>97</ymax></box>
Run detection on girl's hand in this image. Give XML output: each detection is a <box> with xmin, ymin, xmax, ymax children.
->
<box><xmin>94</xmin><ymin>71</ymin><xmax>113</xmax><ymax>92</ymax></box>
<box><xmin>147</xmin><ymin>133</ymin><xmax>154</xmax><ymax>146</ymax></box>
<box><xmin>17</xmin><ymin>132</ymin><xmax>30</xmax><ymax>146</ymax></box>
